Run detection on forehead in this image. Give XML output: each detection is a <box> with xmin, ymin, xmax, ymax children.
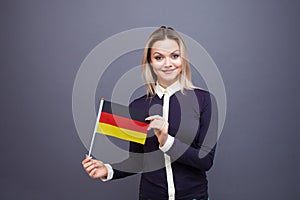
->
<box><xmin>151</xmin><ymin>39</ymin><xmax>179</xmax><ymax>54</ymax></box>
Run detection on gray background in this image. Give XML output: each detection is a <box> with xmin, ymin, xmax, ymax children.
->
<box><xmin>1</xmin><ymin>0</ymin><xmax>299</xmax><ymax>199</ymax></box>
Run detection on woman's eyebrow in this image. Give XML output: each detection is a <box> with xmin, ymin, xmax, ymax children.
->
<box><xmin>152</xmin><ymin>49</ymin><xmax>180</xmax><ymax>54</ymax></box>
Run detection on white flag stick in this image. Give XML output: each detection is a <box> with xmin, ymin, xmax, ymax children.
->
<box><xmin>88</xmin><ymin>98</ymin><xmax>105</xmax><ymax>157</ymax></box>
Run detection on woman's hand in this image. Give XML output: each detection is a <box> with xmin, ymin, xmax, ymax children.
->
<box><xmin>145</xmin><ymin>115</ymin><xmax>169</xmax><ymax>147</ymax></box>
<box><xmin>82</xmin><ymin>155</ymin><xmax>108</xmax><ymax>179</ymax></box>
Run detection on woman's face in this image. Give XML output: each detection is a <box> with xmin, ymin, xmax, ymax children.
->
<box><xmin>150</xmin><ymin>39</ymin><xmax>182</xmax><ymax>88</ymax></box>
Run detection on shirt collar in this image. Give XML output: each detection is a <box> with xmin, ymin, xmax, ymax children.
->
<box><xmin>155</xmin><ymin>80</ymin><xmax>181</xmax><ymax>99</ymax></box>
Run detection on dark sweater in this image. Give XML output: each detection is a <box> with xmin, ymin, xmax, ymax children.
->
<box><xmin>111</xmin><ymin>88</ymin><xmax>218</xmax><ymax>200</ymax></box>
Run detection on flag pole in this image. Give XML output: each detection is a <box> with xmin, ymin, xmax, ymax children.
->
<box><xmin>88</xmin><ymin>98</ymin><xmax>105</xmax><ymax>157</ymax></box>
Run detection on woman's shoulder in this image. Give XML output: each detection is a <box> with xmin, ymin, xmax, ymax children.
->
<box><xmin>184</xmin><ymin>87</ymin><xmax>215</xmax><ymax>106</ymax></box>
<box><xmin>184</xmin><ymin>87</ymin><xmax>211</xmax><ymax>98</ymax></box>
<box><xmin>192</xmin><ymin>87</ymin><xmax>210</xmax><ymax>94</ymax></box>
<box><xmin>129</xmin><ymin>94</ymin><xmax>148</xmax><ymax>108</ymax></box>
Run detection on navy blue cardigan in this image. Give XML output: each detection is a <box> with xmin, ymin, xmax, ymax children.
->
<box><xmin>111</xmin><ymin>88</ymin><xmax>218</xmax><ymax>200</ymax></box>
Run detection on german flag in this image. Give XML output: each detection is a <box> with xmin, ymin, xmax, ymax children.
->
<box><xmin>96</xmin><ymin>100</ymin><xmax>149</xmax><ymax>144</ymax></box>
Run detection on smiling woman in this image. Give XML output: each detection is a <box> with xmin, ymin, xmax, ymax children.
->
<box><xmin>82</xmin><ymin>26</ymin><xmax>217</xmax><ymax>200</ymax></box>
<box><xmin>142</xmin><ymin>26</ymin><xmax>195</xmax><ymax>96</ymax></box>
<box><xmin>150</xmin><ymin>39</ymin><xmax>183</xmax><ymax>88</ymax></box>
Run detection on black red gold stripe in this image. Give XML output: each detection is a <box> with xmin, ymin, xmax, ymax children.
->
<box><xmin>96</xmin><ymin>100</ymin><xmax>149</xmax><ymax>144</ymax></box>
<box><xmin>99</xmin><ymin>112</ymin><xmax>148</xmax><ymax>133</ymax></box>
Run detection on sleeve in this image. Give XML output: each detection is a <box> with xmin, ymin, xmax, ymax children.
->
<box><xmin>111</xmin><ymin>142</ymin><xmax>144</xmax><ymax>179</ymax></box>
<box><xmin>159</xmin><ymin>135</ymin><xmax>175</xmax><ymax>152</ymax></box>
<box><xmin>100</xmin><ymin>164</ymin><xmax>114</xmax><ymax>182</ymax></box>
<box><xmin>166</xmin><ymin>92</ymin><xmax>218</xmax><ymax>171</ymax></box>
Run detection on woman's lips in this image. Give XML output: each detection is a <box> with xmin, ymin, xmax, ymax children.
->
<box><xmin>161</xmin><ymin>69</ymin><xmax>175</xmax><ymax>74</ymax></box>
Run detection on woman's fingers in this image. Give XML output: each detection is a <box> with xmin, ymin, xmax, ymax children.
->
<box><xmin>146</xmin><ymin>115</ymin><xmax>162</xmax><ymax>126</ymax></box>
<box><xmin>145</xmin><ymin>115</ymin><xmax>162</xmax><ymax>121</ymax></box>
<box><xmin>89</xmin><ymin>168</ymin><xmax>97</xmax><ymax>177</ymax></box>
<box><xmin>145</xmin><ymin>115</ymin><xmax>169</xmax><ymax>146</ymax></box>
<box><xmin>83</xmin><ymin>160</ymin><xmax>104</xmax><ymax>170</ymax></box>
<box><xmin>147</xmin><ymin>118</ymin><xmax>168</xmax><ymax>132</ymax></box>
<box><xmin>82</xmin><ymin>155</ymin><xmax>91</xmax><ymax>165</ymax></box>
<box><xmin>82</xmin><ymin>156</ymin><xmax>102</xmax><ymax>173</ymax></box>
<box><xmin>86</xmin><ymin>162</ymin><xmax>96</xmax><ymax>173</ymax></box>
<box><xmin>83</xmin><ymin>160</ymin><xmax>93</xmax><ymax>169</ymax></box>
<box><xmin>148</xmin><ymin>121</ymin><xmax>162</xmax><ymax>130</ymax></box>
<box><xmin>82</xmin><ymin>155</ymin><xmax>107</xmax><ymax>179</ymax></box>
<box><xmin>94</xmin><ymin>160</ymin><xmax>104</xmax><ymax>168</ymax></box>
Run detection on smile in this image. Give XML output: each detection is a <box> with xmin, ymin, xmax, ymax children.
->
<box><xmin>161</xmin><ymin>69</ymin><xmax>175</xmax><ymax>74</ymax></box>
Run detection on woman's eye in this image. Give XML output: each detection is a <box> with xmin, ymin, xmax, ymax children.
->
<box><xmin>154</xmin><ymin>56</ymin><xmax>162</xmax><ymax>60</ymax></box>
<box><xmin>172</xmin><ymin>54</ymin><xmax>179</xmax><ymax>59</ymax></box>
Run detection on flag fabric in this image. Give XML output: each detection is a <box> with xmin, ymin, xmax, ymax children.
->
<box><xmin>96</xmin><ymin>100</ymin><xmax>149</xmax><ymax>144</ymax></box>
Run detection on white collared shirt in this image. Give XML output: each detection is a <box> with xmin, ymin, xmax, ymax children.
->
<box><xmin>155</xmin><ymin>81</ymin><xmax>181</xmax><ymax>152</ymax></box>
<box><xmin>155</xmin><ymin>80</ymin><xmax>181</xmax><ymax>200</ymax></box>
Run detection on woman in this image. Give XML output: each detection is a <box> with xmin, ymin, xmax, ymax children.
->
<box><xmin>82</xmin><ymin>26</ymin><xmax>218</xmax><ymax>200</ymax></box>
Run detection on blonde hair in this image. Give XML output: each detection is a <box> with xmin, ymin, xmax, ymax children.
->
<box><xmin>142</xmin><ymin>26</ymin><xmax>195</xmax><ymax>96</ymax></box>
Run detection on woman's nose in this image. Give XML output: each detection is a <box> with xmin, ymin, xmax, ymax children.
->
<box><xmin>164</xmin><ymin>57</ymin><xmax>172</xmax><ymax>67</ymax></box>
